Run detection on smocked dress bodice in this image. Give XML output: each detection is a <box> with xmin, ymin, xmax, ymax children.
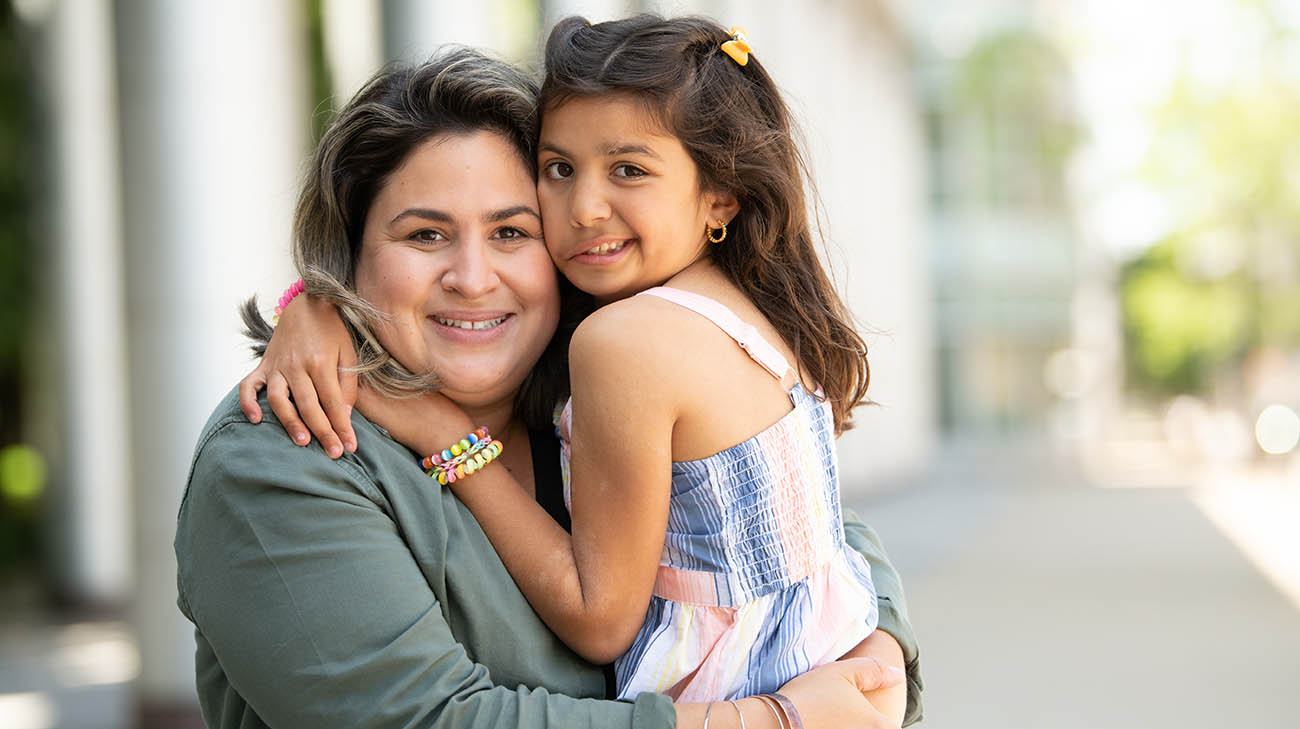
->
<box><xmin>557</xmin><ymin>287</ymin><xmax>877</xmax><ymax>701</ymax></box>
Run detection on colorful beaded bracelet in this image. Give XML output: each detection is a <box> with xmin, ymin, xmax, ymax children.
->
<box><xmin>420</xmin><ymin>427</ymin><xmax>503</xmax><ymax>485</ymax></box>
<box><xmin>271</xmin><ymin>278</ymin><xmax>305</xmax><ymax>325</ymax></box>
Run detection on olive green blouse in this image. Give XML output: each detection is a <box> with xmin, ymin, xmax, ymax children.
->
<box><xmin>175</xmin><ymin>389</ymin><xmax>922</xmax><ymax>728</ymax></box>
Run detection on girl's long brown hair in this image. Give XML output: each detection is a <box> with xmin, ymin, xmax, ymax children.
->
<box><xmin>541</xmin><ymin>15</ymin><xmax>871</xmax><ymax>432</ymax></box>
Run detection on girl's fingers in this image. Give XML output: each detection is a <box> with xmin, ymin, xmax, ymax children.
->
<box><xmin>310</xmin><ymin>356</ymin><xmax>356</xmax><ymax>454</ymax></box>
<box><xmin>286</xmin><ymin>370</ymin><xmax>344</xmax><ymax>459</ymax></box>
<box><xmin>238</xmin><ymin>366</ymin><xmax>268</xmax><ymax>423</ymax></box>
<box><xmin>267</xmin><ymin>372</ymin><xmax>310</xmax><ymax>447</ymax></box>
<box><xmin>338</xmin><ymin>347</ymin><xmax>359</xmax><ymax>451</ymax></box>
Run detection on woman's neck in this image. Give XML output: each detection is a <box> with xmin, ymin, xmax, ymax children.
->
<box><xmin>459</xmin><ymin>398</ymin><xmax>519</xmax><ymax>444</ymax></box>
<box><xmin>459</xmin><ymin>396</ymin><xmax>535</xmax><ymax>497</ymax></box>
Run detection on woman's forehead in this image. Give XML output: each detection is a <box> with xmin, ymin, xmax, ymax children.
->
<box><xmin>374</xmin><ymin>131</ymin><xmax>538</xmax><ymax>221</ymax></box>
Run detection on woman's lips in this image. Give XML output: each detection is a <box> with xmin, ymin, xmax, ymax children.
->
<box><xmin>429</xmin><ymin>312</ymin><xmax>513</xmax><ymax>342</ymax></box>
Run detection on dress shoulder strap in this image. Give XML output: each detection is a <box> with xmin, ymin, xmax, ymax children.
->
<box><xmin>636</xmin><ymin>286</ymin><xmax>792</xmax><ymax>382</ymax></box>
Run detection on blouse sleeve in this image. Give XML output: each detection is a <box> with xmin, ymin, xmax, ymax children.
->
<box><xmin>842</xmin><ymin>508</ymin><xmax>924</xmax><ymax>726</ymax></box>
<box><xmin>175</xmin><ymin>412</ymin><xmax>675</xmax><ymax>729</ymax></box>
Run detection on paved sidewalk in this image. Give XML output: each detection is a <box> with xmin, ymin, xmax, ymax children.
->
<box><xmin>849</xmin><ymin>441</ymin><xmax>1300</xmax><ymax>728</ymax></box>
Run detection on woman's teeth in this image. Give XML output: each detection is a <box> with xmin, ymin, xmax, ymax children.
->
<box><xmin>434</xmin><ymin>315</ymin><xmax>507</xmax><ymax>330</ymax></box>
<box><xmin>584</xmin><ymin>240</ymin><xmax>627</xmax><ymax>255</ymax></box>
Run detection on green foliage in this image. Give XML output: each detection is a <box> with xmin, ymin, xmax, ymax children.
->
<box><xmin>1121</xmin><ymin>240</ymin><xmax>1253</xmax><ymax>393</ymax></box>
<box><xmin>1119</xmin><ymin>6</ymin><xmax>1300</xmax><ymax>394</ymax></box>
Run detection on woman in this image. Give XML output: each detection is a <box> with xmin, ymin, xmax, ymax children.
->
<box><xmin>177</xmin><ymin>48</ymin><xmax>920</xmax><ymax>729</ymax></box>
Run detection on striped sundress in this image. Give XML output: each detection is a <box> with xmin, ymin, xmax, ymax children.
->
<box><xmin>556</xmin><ymin>286</ymin><xmax>878</xmax><ymax>702</ymax></box>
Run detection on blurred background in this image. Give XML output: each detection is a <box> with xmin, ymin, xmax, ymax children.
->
<box><xmin>1</xmin><ymin>0</ymin><xmax>1298</xmax><ymax>727</ymax></box>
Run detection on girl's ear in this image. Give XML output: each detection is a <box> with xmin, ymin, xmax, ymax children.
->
<box><xmin>705</xmin><ymin>190</ymin><xmax>740</xmax><ymax>226</ymax></box>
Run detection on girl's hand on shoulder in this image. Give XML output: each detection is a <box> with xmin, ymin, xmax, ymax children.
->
<box><xmin>238</xmin><ymin>294</ymin><xmax>358</xmax><ymax>458</ymax></box>
<box><xmin>776</xmin><ymin>656</ymin><xmax>905</xmax><ymax>729</ymax></box>
<box><xmin>355</xmin><ymin>386</ymin><xmax>475</xmax><ymax>459</ymax></box>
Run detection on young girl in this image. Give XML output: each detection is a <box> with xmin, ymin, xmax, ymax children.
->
<box><xmin>248</xmin><ymin>14</ymin><xmax>903</xmax><ymax>722</ymax></box>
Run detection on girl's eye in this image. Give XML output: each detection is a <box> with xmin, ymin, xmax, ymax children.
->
<box><xmin>543</xmin><ymin>161</ymin><xmax>573</xmax><ymax>180</ymax></box>
<box><xmin>410</xmin><ymin>229</ymin><xmax>446</xmax><ymax>244</ymax></box>
<box><xmin>613</xmin><ymin>164</ymin><xmax>646</xmax><ymax>179</ymax></box>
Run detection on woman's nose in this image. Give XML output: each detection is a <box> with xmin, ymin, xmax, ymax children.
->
<box><xmin>440</xmin><ymin>240</ymin><xmax>500</xmax><ymax>298</ymax></box>
<box><xmin>569</xmin><ymin>176</ymin><xmax>611</xmax><ymax>228</ymax></box>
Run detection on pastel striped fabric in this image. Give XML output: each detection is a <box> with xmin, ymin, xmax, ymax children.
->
<box><xmin>556</xmin><ymin>287</ymin><xmax>878</xmax><ymax>702</ymax></box>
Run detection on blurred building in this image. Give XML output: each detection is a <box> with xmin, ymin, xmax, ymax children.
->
<box><xmin>896</xmin><ymin>0</ymin><xmax>1085</xmax><ymax>437</ymax></box>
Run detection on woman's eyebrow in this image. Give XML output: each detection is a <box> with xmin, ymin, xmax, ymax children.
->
<box><xmin>390</xmin><ymin>207</ymin><xmax>452</xmax><ymax>225</ymax></box>
<box><xmin>487</xmin><ymin>205</ymin><xmax>541</xmax><ymax>223</ymax></box>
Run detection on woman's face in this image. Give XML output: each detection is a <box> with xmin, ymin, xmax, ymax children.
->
<box><xmin>355</xmin><ymin>131</ymin><xmax>559</xmax><ymax>410</ymax></box>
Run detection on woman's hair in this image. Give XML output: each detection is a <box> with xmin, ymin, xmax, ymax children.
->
<box><xmin>541</xmin><ymin>15</ymin><xmax>871</xmax><ymax>432</ymax></box>
<box><xmin>243</xmin><ymin>47</ymin><xmax>576</xmax><ymax>429</ymax></box>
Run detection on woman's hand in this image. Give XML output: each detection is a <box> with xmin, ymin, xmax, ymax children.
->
<box><xmin>775</xmin><ymin>656</ymin><xmax>905</xmax><ymax>729</ymax></box>
<box><xmin>355</xmin><ymin>386</ymin><xmax>476</xmax><ymax>459</ymax></box>
<box><xmin>238</xmin><ymin>294</ymin><xmax>359</xmax><ymax>458</ymax></box>
<box><xmin>672</xmin><ymin>657</ymin><xmax>904</xmax><ymax>729</ymax></box>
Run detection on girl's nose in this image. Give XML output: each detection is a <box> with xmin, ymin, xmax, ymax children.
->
<box><xmin>569</xmin><ymin>176</ymin><xmax>611</xmax><ymax>228</ymax></box>
<box><xmin>440</xmin><ymin>239</ymin><xmax>500</xmax><ymax>298</ymax></box>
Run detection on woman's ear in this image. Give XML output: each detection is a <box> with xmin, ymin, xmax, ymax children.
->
<box><xmin>706</xmin><ymin>190</ymin><xmax>740</xmax><ymax>226</ymax></box>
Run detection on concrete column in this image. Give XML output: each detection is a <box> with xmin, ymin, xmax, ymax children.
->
<box><xmin>543</xmin><ymin>0</ymin><xmax>636</xmax><ymax>29</ymax></box>
<box><xmin>29</xmin><ymin>0</ymin><xmax>132</xmax><ymax>611</ymax></box>
<box><xmin>114</xmin><ymin>1</ymin><xmax>306</xmax><ymax>722</ymax></box>
<box><xmin>383</xmin><ymin>0</ymin><xmax>508</xmax><ymax>61</ymax></box>
<box><xmin>323</xmin><ymin>0</ymin><xmax>383</xmax><ymax>101</ymax></box>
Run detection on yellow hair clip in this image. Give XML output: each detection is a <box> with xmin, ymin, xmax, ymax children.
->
<box><xmin>720</xmin><ymin>26</ymin><xmax>752</xmax><ymax>67</ymax></box>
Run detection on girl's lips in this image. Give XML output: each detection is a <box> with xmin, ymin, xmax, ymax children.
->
<box><xmin>571</xmin><ymin>239</ymin><xmax>635</xmax><ymax>265</ymax></box>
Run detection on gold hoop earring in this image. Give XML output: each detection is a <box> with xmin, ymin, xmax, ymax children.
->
<box><xmin>707</xmin><ymin>222</ymin><xmax>727</xmax><ymax>243</ymax></box>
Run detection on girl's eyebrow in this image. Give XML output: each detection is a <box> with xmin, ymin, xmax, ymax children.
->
<box><xmin>606</xmin><ymin>143</ymin><xmax>660</xmax><ymax>159</ymax></box>
<box><xmin>537</xmin><ymin>142</ymin><xmax>661</xmax><ymax>160</ymax></box>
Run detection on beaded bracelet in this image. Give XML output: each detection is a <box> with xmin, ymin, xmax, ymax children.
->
<box><xmin>271</xmin><ymin>278</ymin><xmax>305</xmax><ymax>325</ymax></box>
<box><xmin>420</xmin><ymin>426</ymin><xmax>503</xmax><ymax>485</ymax></box>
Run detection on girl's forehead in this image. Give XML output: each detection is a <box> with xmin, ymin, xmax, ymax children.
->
<box><xmin>540</xmin><ymin>94</ymin><xmax>671</xmax><ymax>138</ymax></box>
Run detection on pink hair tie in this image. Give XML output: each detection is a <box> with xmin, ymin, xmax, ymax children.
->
<box><xmin>271</xmin><ymin>278</ymin><xmax>305</xmax><ymax>325</ymax></box>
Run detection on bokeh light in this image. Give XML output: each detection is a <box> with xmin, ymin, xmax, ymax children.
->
<box><xmin>0</xmin><ymin>444</ymin><xmax>46</xmax><ymax>505</ymax></box>
<box><xmin>1255</xmin><ymin>404</ymin><xmax>1300</xmax><ymax>455</ymax></box>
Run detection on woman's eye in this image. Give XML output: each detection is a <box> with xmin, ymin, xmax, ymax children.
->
<box><xmin>543</xmin><ymin>161</ymin><xmax>573</xmax><ymax>180</ymax></box>
<box><xmin>613</xmin><ymin>164</ymin><xmax>646</xmax><ymax>179</ymax></box>
<box><xmin>410</xmin><ymin>229</ymin><xmax>446</xmax><ymax>244</ymax></box>
<box><xmin>494</xmin><ymin>226</ymin><xmax>531</xmax><ymax>241</ymax></box>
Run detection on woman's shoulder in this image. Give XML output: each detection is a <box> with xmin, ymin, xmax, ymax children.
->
<box><xmin>183</xmin><ymin>385</ymin><xmax>392</xmax><ymax>514</ymax></box>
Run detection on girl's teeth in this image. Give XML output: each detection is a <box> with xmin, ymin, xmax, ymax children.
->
<box><xmin>584</xmin><ymin>240</ymin><xmax>627</xmax><ymax>255</ymax></box>
<box><xmin>435</xmin><ymin>316</ymin><xmax>506</xmax><ymax>330</ymax></box>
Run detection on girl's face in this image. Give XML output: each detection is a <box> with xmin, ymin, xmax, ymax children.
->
<box><xmin>536</xmin><ymin>95</ymin><xmax>738</xmax><ymax>303</ymax></box>
<box><xmin>355</xmin><ymin>131</ymin><xmax>560</xmax><ymax>410</ymax></box>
